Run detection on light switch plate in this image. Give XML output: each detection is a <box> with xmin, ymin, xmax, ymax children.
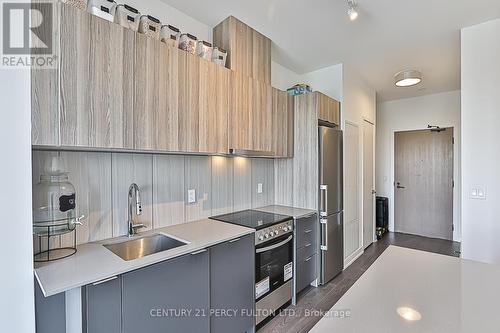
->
<box><xmin>470</xmin><ymin>186</ymin><xmax>486</xmax><ymax>200</ymax></box>
<box><xmin>257</xmin><ymin>183</ymin><xmax>263</xmax><ymax>194</ymax></box>
<box><xmin>188</xmin><ymin>189</ymin><xmax>196</xmax><ymax>204</ymax></box>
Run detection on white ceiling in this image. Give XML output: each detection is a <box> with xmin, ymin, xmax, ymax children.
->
<box><xmin>162</xmin><ymin>0</ymin><xmax>500</xmax><ymax>101</ymax></box>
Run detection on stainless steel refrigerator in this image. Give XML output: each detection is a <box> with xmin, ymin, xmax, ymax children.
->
<box><xmin>319</xmin><ymin>125</ymin><xmax>344</xmax><ymax>285</ymax></box>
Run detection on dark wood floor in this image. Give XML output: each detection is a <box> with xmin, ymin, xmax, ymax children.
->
<box><xmin>258</xmin><ymin>232</ymin><xmax>461</xmax><ymax>333</ymax></box>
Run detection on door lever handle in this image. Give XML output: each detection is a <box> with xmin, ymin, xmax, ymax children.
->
<box><xmin>396</xmin><ymin>182</ymin><xmax>405</xmax><ymax>189</ymax></box>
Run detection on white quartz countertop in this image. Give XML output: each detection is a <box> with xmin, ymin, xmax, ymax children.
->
<box><xmin>310</xmin><ymin>246</ymin><xmax>500</xmax><ymax>333</ymax></box>
<box><xmin>35</xmin><ymin>219</ymin><xmax>254</xmax><ymax>297</ymax></box>
<box><xmin>255</xmin><ymin>205</ymin><xmax>316</xmax><ymax>219</ymax></box>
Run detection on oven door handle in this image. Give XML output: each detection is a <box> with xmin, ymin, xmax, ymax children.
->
<box><xmin>256</xmin><ymin>235</ymin><xmax>293</xmax><ymax>253</ymax></box>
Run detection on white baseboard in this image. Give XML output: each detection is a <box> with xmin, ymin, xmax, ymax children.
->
<box><xmin>343</xmin><ymin>248</ymin><xmax>364</xmax><ymax>269</ymax></box>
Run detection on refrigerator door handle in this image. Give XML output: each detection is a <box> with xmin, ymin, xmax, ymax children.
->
<box><xmin>320</xmin><ymin>218</ymin><xmax>328</xmax><ymax>251</ymax></box>
<box><xmin>320</xmin><ymin>185</ymin><xmax>328</xmax><ymax>217</ymax></box>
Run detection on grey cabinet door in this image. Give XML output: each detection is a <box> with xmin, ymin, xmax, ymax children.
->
<box><xmin>210</xmin><ymin>235</ymin><xmax>255</xmax><ymax>333</ymax></box>
<box><xmin>83</xmin><ymin>277</ymin><xmax>121</xmax><ymax>333</ymax></box>
<box><xmin>35</xmin><ymin>281</ymin><xmax>65</xmax><ymax>333</ymax></box>
<box><xmin>122</xmin><ymin>251</ymin><xmax>210</xmax><ymax>333</ymax></box>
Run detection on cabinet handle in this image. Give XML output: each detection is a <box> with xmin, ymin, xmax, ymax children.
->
<box><xmin>305</xmin><ymin>256</ymin><xmax>314</xmax><ymax>262</ymax></box>
<box><xmin>304</xmin><ymin>229</ymin><xmax>313</xmax><ymax>234</ymax></box>
<box><xmin>190</xmin><ymin>249</ymin><xmax>207</xmax><ymax>256</ymax></box>
<box><xmin>92</xmin><ymin>276</ymin><xmax>117</xmax><ymax>286</ymax></box>
<box><xmin>304</xmin><ymin>243</ymin><xmax>312</xmax><ymax>248</ymax></box>
<box><xmin>228</xmin><ymin>238</ymin><xmax>241</xmax><ymax>243</ymax></box>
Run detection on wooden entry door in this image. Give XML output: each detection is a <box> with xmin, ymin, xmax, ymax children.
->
<box><xmin>394</xmin><ymin>128</ymin><xmax>454</xmax><ymax>240</ymax></box>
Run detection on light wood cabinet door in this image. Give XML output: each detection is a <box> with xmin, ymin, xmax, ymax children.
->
<box><xmin>32</xmin><ymin>66</ymin><xmax>59</xmax><ymax>146</ymax></box>
<box><xmin>198</xmin><ymin>59</ymin><xmax>218</xmax><ymax>153</ymax></box>
<box><xmin>229</xmin><ymin>73</ymin><xmax>274</xmax><ymax>153</ymax></box>
<box><xmin>155</xmin><ymin>44</ymin><xmax>179</xmax><ymax>151</ymax></box>
<box><xmin>213</xmin><ymin>16</ymin><xmax>271</xmax><ymax>84</ymax></box>
<box><xmin>178</xmin><ymin>52</ymin><xmax>200</xmax><ymax>152</ymax></box>
<box><xmin>317</xmin><ymin>92</ymin><xmax>340</xmax><ymax>126</ymax></box>
<box><xmin>59</xmin><ymin>4</ymin><xmax>135</xmax><ymax>149</ymax></box>
<box><xmin>229</xmin><ymin>71</ymin><xmax>252</xmax><ymax>151</ymax></box>
<box><xmin>213</xmin><ymin>67</ymin><xmax>231</xmax><ymax>153</ymax></box>
<box><xmin>251</xmin><ymin>79</ymin><xmax>272</xmax><ymax>152</ymax></box>
<box><xmin>59</xmin><ymin>3</ymin><xmax>90</xmax><ymax>147</ymax></box>
<box><xmin>272</xmin><ymin>88</ymin><xmax>294</xmax><ymax>157</ymax></box>
<box><xmin>134</xmin><ymin>34</ymin><xmax>160</xmax><ymax>150</ymax></box>
<box><xmin>31</xmin><ymin>2</ymin><xmax>59</xmax><ymax>146</ymax></box>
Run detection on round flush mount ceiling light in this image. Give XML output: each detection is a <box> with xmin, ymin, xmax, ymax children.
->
<box><xmin>397</xmin><ymin>307</ymin><xmax>422</xmax><ymax>321</ymax></box>
<box><xmin>347</xmin><ymin>0</ymin><xmax>359</xmax><ymax>21</ymax></box>
<box><xmin>394</xmin><ymin>70</ymin><xmax>423</xmax><ymax>87</ymax></box>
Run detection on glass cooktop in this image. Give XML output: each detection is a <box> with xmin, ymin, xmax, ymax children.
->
<box><xmin>210</xmin><ymin>209</ymin><xmax>291</xmax><ymax>230</ymax></box>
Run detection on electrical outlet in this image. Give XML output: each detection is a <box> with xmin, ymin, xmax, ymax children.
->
<box><xmin>188</xmin><ymin>189</ymin><xmax>196</xmax><ymax>204</ymax></box>
<box><xmin>257</xmin><ymin>183</ymin><xmax>263</xmax><ymax>194</ymax></box>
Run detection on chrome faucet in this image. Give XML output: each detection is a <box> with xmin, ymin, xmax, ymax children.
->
<box><xmin>127</xmin><ymin>183</ymin><xmax>145</xmax><ymax>237</ymax></box>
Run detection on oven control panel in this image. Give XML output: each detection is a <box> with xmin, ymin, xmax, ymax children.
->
<box><xmin>255</xmin><ymin>219</ymin><xmax>293</xmax><ymax>245</ymax></box>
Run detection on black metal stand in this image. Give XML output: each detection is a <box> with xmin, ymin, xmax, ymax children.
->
<box><xmin>34</xmin><ymin>221</ymin><xmax>77</xmax><ymax>262</ymax></box>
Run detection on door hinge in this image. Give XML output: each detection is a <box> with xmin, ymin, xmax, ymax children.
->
<box><xmin>452</xmin><ymin>180</ymin><xmax>455</xmax><ymax>188</ymax></box>
<box><xmin>452</xmin><ymin>224</ymin><xmax>455</xmax><ymax>232</ymax></box>
<box><xmin>452</xmin><ymin>137</ymin><xmax>455</xmax><ymax>144</ymax></box>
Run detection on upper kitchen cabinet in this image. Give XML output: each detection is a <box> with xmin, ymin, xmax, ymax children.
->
<box><xmin>316</xmin><ymin>92</ymin><xmax>341</xmax><ymax>126</ymax></box>
<box><xmin>250</xmin><ymin>79</ymin><xmax>273</xmax><ymax>152</ymax></box>
<box><xmin>31</xmin><ymin>2</ymin><xmax>59</xmax><ymax>147</ymax></box>
<box><xmin>229</xmin><ymin>72</ymin><xmax>273</xmax><ymax>154</ymax></box>
<box><xmin>134</xmin><ymin>33</ymin><xmax>161</xmax><ymax>151</ymax></box>
<box><xmin>213</xmin><ymin>16</ymin><xmax>271</xmax><ymax>84</ymax></box>
<box><xmin>229</xmin><ymin>71</ymin><xmax>252</xmax><ymax>151</ymax></box>
<box><xmin>272</xmin><ymin>88</ymin><xmax>294</xmax><ymax>158</ymax></box>
<box><xmin>178</xmin><ymin>51</ymin><xmax>201</xmax><ymax>152</ymax></box>
<box><xmin>32</xmin><ymin>3</ymin><xmax>289</xmax><ymax>158</ymax></box>
<box><xmin>59</xmin><ymin>4</ymin><xmax>135</xmax><ymax>149</ymax></box>
<box><xmin>178</xmin><ymin>53</ymin><xmax>229</xmax><ymax>154</ymax></box>
<box><xmin>155</xmin><ymin>42</ymin><xmax>180</xmax><ymax>151</ymax></box>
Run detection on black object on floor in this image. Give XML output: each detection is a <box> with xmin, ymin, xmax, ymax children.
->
<box><xmin>376</xmin><ymin>196</ymin><xmax>389</xmax><ymax>239</ymax></box>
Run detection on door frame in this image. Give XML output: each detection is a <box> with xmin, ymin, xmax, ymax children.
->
<box><xmin>390</xmin><ymin>126</ymin><xmax>460</xmax><ymax>241</ymax></box>
<box><xmin>362</xmin><ymin>119</ymin><xmax>376</xmax><ymax>249</ymax></box>
<box><xmin>343</xmin><ymin>120</ymin><xmax>364</xmax><ymax>268</ymax></box>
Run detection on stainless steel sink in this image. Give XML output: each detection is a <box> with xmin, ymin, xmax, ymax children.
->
<box><xmin>104</xmin><ymin>234</ymin><xmax>187</xmax><ymax>261</ymax></box>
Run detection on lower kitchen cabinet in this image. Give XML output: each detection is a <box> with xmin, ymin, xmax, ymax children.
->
<box><xmin>210</xmin><ymin>234</ymin><xmax>255</xmax><ymax>333</ymax></box>
<box><xmin>295</xmin><ymin>214</ymin><xmax>318</xmax><ymax>295</ymax></box>
<box><xmin>121</xmin><ymin>250</ymin><xmax>210</xmax><ymax>333</ymax></box>
<box><xmin>83</xmin><ymin>276</ymin><xmax>122</xmax><ymax>333</ymax></box>
<box><xmin>35</xmin><ymin>280</ymin><xmax>66</xmax><ymax>333</ymax></box>
<box><xmin>37</xmin><ymin>236</ymin><xmax>255</xmax><ymax>333</ymax></box>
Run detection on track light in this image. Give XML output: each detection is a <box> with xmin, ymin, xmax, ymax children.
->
<box><xmin>347</xmin><ymin>0</ymin><xmax>359</xmax><ymax>21</ymax></box>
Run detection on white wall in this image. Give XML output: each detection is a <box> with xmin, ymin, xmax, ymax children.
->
<box><xmin>271</xmin><ymin>61</ymin><xmax>343</xmax><ymax>102</ymax></box>
<box><xmin>461</xmin><ymin>18</ymin><xmax>500</xmax><ymax>264</ymax></box>
<box><xmin>376</xmin><ymin>91</ymin><xmax>462</xmax><ymax>241</ymax></box>
<box><xmin>341</xmin><ymin>65</ymin><xmax>377</xmax><ymax>265</ymax></box>
<box><xmin>303</xmin><ymin>64</ymin><xmax>343</xmax><ymax>102</ymax></box>
<box><xmin>0</xmin><ymin>69</ymin><xmax>35</xmax><ymax>331</ymax></box>
<box><xmin>271</xmin><ymin>61</ymin><xmax>304</xmax><ymax>91</ymax></box>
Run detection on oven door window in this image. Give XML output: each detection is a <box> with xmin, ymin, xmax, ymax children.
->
<box><xmin>255</xmin><ymin>234</ymin><xmax>293</xmax><ymax>301</ymax></box>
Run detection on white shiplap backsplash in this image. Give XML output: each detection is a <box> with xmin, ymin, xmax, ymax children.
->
<box><xmin>32</xmin><ymin>151</ymin><xmax>274</xmax><ymax>248</ymax></box>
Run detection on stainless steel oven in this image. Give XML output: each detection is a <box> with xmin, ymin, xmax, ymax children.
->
<box><xmin>254</xmin><ymin>219</ymin><xmax>294</xmax><ymax>325</ymax></box>
<box><xmin>209</xmin><ymin>210</ymin><xmax>295</xmax><ymax>326</ymax></box>
<box><xmin>255</xmin><ymin>233</ymin><xmax>293</xmax><ymax>300</ymax></box>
